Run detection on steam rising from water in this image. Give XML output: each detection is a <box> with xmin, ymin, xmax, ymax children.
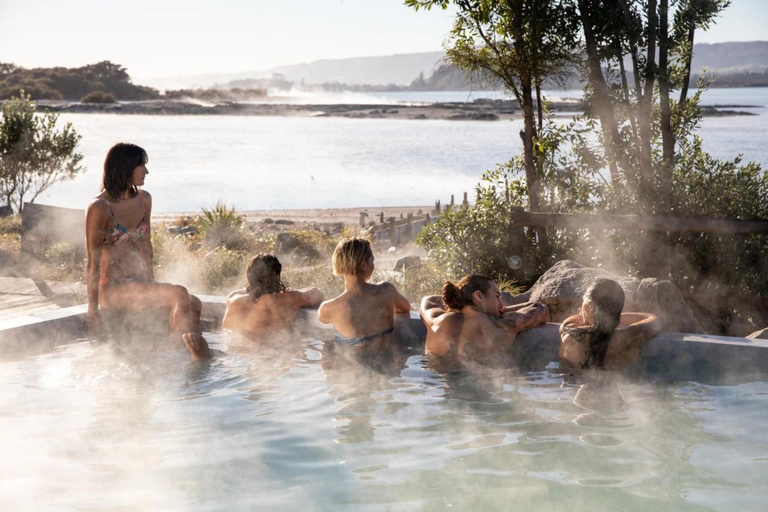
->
<box><xmin>1</xmin><ymin>331</ymin><xmax>768</xmax><ymax>510</ymax></box>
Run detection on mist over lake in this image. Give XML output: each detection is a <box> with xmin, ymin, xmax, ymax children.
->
<box><xmin>40</xmin><ymin>88</ymin><xmax>768</xmax><ymax>213</ymax></box>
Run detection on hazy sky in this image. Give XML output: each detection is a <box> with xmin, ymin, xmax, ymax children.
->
<box><xmin>1</xmin><ymin>0</ymin><xmax>765</xmax><ymax>81</ymax></box>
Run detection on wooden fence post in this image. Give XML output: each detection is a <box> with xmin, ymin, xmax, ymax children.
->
<box><xmin>388</xmin><ymin>217</ymin><xmax>396</xmax><ymax>243</ymax></box>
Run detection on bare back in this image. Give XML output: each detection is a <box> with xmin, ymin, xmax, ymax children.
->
<box><xmin>558</xmin><ymin>312</ymin><xmax>662</xmax><ymax>372</ymax></box>
<box><xmin>421</xmin><ymin>297</ymin><xmax>549</xmax><ymax>361</ymax></box>
<box><xmin>224</xmin><ymin>288</ymin><xmax>322</xmax><ymax>339</ymax></box>
<box><xmin>318</xmin><ymin>281</ymin><xmax>411</xmax><ymax>349</ymax></box>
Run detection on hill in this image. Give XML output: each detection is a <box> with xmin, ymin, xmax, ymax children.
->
<box><xmin>137</xmin><ymin>42</ymin><xmax>768</xmax><ymax>90</ymax></box>
<box><xmin>0</xmin><ymin>61</ymin><xmax>158</xmax><ymax>101</ymax></box>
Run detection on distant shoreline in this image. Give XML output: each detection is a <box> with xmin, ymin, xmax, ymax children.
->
<box><xmin>37</xmin><ymin>98</ymin><xmax>758</xmax><ymax>119</ymax></box>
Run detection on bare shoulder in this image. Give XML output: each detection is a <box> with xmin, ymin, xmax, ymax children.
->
<box><xmin>376</xmin><ymin>281</ymin><xmax>397</xmax><ymax>292</ymax></box>
<box><xmin>433</xmin><ymin>310</ymin><xmax>462</xmax><ymax>329</ymax></box>
<box><xmin>87</xmin><ymin>196</ymin><xmax>111</xmax><ymax>213</ymax></box>
<box><xmin>139</xmin><ymin>189</ymin><xmax>152</xmax><ymax>202</ymax></box>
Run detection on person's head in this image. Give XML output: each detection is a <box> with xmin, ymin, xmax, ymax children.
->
<box><xmin>102</xmin><ymin>142</ymin><xmax>149</xmax><ymax>200</ymax></box>
<box><xmin>567</xmin><ymin>278</ymin><xmax>625</xmax><ymax>368</ymax></box>
<box><xmin>581</xmin><ymin>278</ymin><xmax>625</xmax><ymax>329</ymax></box>
<box><xmin>442</xmin><ymin>274</ymin><xmax>503</xmax><ymax>317</ymax></box>
<box><xmin>245</xmin><ymin>254</ymin><xmax>286</xmax><ymax>300</ymax></box>
<box><xmin>332</xmin><ymin>237</ymin><xmax>374</xmax><ymax>280</ymax></box>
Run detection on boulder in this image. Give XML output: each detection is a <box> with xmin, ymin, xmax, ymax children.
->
<box><xmin>393</xmin><ymin>255</ymin><xmax>422</xmax><ymax>271</ymax></box>
<box><xmin>526</xmin><ymin>260</ymin><xmax>704</xmax><ymax>333</ymax></box>
<box><xmin>275</xmin><ymin>232</ymin><xmax>300</xmax><ymax>254</ymax></box>
<box><xmin>275</xmin><ymin>232</ymin><xmax>319</xmax><ymax>262</ymax></box>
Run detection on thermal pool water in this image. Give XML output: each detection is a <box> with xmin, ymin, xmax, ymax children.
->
<box><xmin>1</xmin><ymin>331</ymin><xmax>767</xmax><ymax>511</ymax></box>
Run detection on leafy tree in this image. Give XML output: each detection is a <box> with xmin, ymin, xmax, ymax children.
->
<box><xmin>413</xmin><ymin>0</ymin><xmax>767</xmax><ymax>334</ymax></box>
<box><xmin>0</xmin><ymin>91</ymin><xmax>84</xmax><ymax>212</ymax></box>
<box><xmin>406</xmin><ymin>0</ymin><xmax>579</xmax><ymax>220</ymax></box>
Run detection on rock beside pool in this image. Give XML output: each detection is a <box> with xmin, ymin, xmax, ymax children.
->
<box><xmin>523</xmin><ymin>260</ymin><xmax>704</xmax><ymax>333</ymax></box>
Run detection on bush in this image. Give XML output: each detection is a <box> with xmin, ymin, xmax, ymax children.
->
<box><xmin>200</xmin><ymin>247</ymin><xmax>244</xmax><ymax>293</ymax></box>
<box><xmin>80</xmin><ymin>91</ymin><xmax>117</xmax><ymax>104</ymax></box>
<box><xmin>0</xmin><ymin>91</ymin><xmax>84</xmax><ymax>212</ymax></box>
<box><xmin>195</xmin><ymin>201</ymin><xmax>250</xmax><ymax>251</ymax></box>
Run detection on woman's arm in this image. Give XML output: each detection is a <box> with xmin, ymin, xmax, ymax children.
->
<box><xmin>419</xmin><ymin>295</ymin><xmax>446</xmax><ymax>328</ymax></box>
<box><xmin>499</xmin><ymin>302</ymin><xmax>550</xmax><ymax>334</ymax></box>
<box><xmin>297</xmin><ymin>286</ymin><xmax>324</xmax><ymax>307</ymax></box>
<box><xmin>317</xmin><ymin>299</ymin><xmax>334</xmax><ymax>324</ymax></box>
<box><xmin>85</xmin><ymin>200</ymin><xmax>107</xmax><ymax>331</ymax></box>
<box><xmin>386</xmin><ymin>282</ymin><xmax>411</xmax><ymax>314</ymax></box>
<box><xmin>619</xmin><ymin>312</ymin><xmax>662</xmax><ymax>348</ymax></box>
<box><xmin>142</xmin><ymin>190</ymin><xmax>154</xmax><ymax>280</ymax></box>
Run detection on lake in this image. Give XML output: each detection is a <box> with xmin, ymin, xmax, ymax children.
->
<box><xmin>40</xmin><ymin>88</ymin><xmax>768</xmax><ymax>213</ymax></box>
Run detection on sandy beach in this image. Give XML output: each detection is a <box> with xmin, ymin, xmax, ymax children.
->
<box><xmin>155</xmin><ymin>205</ymin><xmax>435</xmax><ymax>231</ymax></box>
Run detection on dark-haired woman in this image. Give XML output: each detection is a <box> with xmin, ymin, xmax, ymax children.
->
<box><xmin>222</xmin><ymin>254</ymin><xmax>324</xmax><ymax>339</ymax></box>
<box><xmin>420</xmin><ymin>274</ymin><xmax>549</xmax><ymax>361</ymax></box>
<box><xmin>85</xmin><ymin>142</ymin><xmax>209</xmax><ymax>359</ymax></box>
<box><xmin>558</xmin><ymin>278</ymin><xmax>661</xmax><ymax>372</ymax></box>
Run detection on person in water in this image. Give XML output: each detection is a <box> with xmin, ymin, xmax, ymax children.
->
<box><xmin>558</xmin><ymin>278</ymin><xmax>661</xmax><ymax>372</ymax></box>
<box><xmin>420</xmin><ymin>274</ymin><xmax>550</xmax><ymax>361</ymax></box>
<box><xmin>222</xmin><ymin>254</ymin><xmax>324</xmax><ymax>338</ymax></box>
<box><xmin>85</xmin><ymin>142</ymin><xmax>209</xmax><ymax>359</ymax></box>
<box><xmin>318</xmin><ymin>237</ymin><xmax>411</xmax><ymax>350</ymax></box>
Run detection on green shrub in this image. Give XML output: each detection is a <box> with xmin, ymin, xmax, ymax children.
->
<box><xmin>200</xmin><ymin>247</ymin><xmax>245</xmax><ymax>293</ymax></box>
<box><xmin>80</xmin><ymin>91</ymin><xmax>117</xmax><ymax>104</ymax></box>
<box><xmin>195</xmin><ymin>201</ymin><xmax>250</xmax><ymax>251</ymax></box>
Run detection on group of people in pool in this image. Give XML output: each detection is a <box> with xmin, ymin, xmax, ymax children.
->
<box><xmin>86</xmin><ymin>142</ymin><xmax>662</xmax><ymax>371</ymax></box>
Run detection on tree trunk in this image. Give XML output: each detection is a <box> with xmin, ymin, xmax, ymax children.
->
<box><xmin>679</xmin><ymin>23</ymin><xmax>696</xmax><ymax>106</ymax></box>
<box><xmin>637</xmin><ymin>0</ymin><xmax>657</xmax><ymax>210</ymax></box>
<box><xmin>578</xmin><ymin>0</ymin><xmax>622</xmax><ymax>183</ymax></box>
<box><xmin>658</xmin><ymin>0</ymin><xmax>674</xmax><ymax>211</ymax></box>
<box><xmin>509</xmin><ymin>0</ymin><xmax>549</xmax><ymax>251</ymax></box>
<box><xmin>535</xmin><ymin>82</ymin><xmax>543</xmax><ymax>132</ymax></box>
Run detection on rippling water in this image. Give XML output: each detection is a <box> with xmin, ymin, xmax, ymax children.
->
<box><xmin>1</xmin><ymin>332</ymin><xmax>767</xmax><ymax>511</ymax></box>
<box><xmin>35</xmin><ymin>88</ymin><xmax>768</xmax><ymax>213</ymax></box>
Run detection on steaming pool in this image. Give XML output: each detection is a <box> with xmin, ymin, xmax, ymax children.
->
<box><xmin>2</xmin><ymin>330</ymin><xmax>768</xmax><ymax>511</ymax></box>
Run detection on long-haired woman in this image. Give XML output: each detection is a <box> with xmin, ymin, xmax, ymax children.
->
<box><xmin>558</xmin><ymin>278</ymin><xmax>661</xmax><ymax>371</ymax></box>
<box><xmin>85</xmin><ymin>142</ymin><xmax>209</xmax><ymax>359</ymax></box>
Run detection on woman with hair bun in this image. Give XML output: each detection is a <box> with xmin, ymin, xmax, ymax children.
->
<box><xmin>85</xmin><ymin>142</ymin><xmax>209</xmax><ymax>359</ymax></box>
<box><xmin>420</xmin><ymin>274</ymin><xmax>549</xmax><ymax>361</ymax></box>
<box><xmin>558</xmin><ymin>278</ymin><xmax>661</xmax><ymax>372</ymax></box>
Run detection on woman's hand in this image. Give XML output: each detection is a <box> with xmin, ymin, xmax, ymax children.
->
<box><xmin>85</xmin><ymin>308</ymin><xmax>102</xmax><ymax>335</ymax></box>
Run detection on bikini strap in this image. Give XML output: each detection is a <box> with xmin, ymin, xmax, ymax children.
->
<box><xmin>105</xmin><ymin>199</ymin><xmax>116</xmax><ymax>218</ymax></box>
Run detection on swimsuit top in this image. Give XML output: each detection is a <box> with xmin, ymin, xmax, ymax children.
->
<box><xmin>104</xmin><ymin>195</ymin><xmax>148</xmax><ymax>246</ymax></box>
<box><xmin>334</xmin><ymin>326</ymin><xmax>394</xmax><ymax>346</ymax></box>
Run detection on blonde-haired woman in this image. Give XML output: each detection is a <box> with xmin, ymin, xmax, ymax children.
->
<box><xmin>318</xmin><ymin>237</ymin><xmax>410</xmax><ymax>350</ymax></box>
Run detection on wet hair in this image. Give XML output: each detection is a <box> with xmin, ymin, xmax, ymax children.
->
<box><xmin>332</xmin><ymin>237</ymin><xmax>373</xmax><ymax>278</ymax></box>
<box><xmin>245</xmin><ymin>254</ymin><xmax>286</xmax><ymax>300</ymax></box>
<box><xmin>102</xmin><ymin>142</ymin><xmax>148</xmax><ymax>201</ymax></box>
<box><xmin>442</xmin><ymin>274</ymin><xmax>495</xmax><ymax>312</ymax></box>
<box><xmin>563</xmin><ymin>278</ymin><xmax>625</xmax><ymax>368</ymax></box>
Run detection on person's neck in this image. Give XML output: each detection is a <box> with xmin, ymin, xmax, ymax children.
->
<box><xmin>461</xmin><ymin>305</ymin><xmax>480</xmax><ymax>317</ymax></box>
<box><xmin>114</xmin><ymin>189</ymin><xmax>135</xmax><ymax>201</ymax></box>
<box><xmin>343</xmin><ymin>274</ymin><xmax>367</xmax><ymax>291</ymax></box>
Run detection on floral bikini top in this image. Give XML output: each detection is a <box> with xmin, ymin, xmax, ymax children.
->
<box><xmin>104</xmin><ymin>195</ymin><xmax>149</xmax><ymax>246</ymax></box>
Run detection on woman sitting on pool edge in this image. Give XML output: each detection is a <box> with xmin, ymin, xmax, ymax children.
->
<box><xmin>558</xmin><ymin>278</ymin><xmax>661</xmax><ymax>372</ymax></box>
<box><xmin>420</xmin><ymin>274</ymin><xmax>550</xmax><ymax>362</ymax></box>
<box><xmin>318</xmin><ymin>237</ymin><xmax>411</xmax><ymax>350</ymax></box>
<box><xmin>85</xmin><ymin>142</ymin><xmax>209</xmax><ymax>359</ymax></box>
<box><xmin>221</xmin><ymin>254</ymin><xmax>324</xmax><ymax>340</ymax></box>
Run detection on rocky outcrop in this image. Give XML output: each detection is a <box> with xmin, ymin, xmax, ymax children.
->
<box><xmin>516</xmin><ymin>260</ymin><xmax>704</xmax><ymax>333</ymax></box>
